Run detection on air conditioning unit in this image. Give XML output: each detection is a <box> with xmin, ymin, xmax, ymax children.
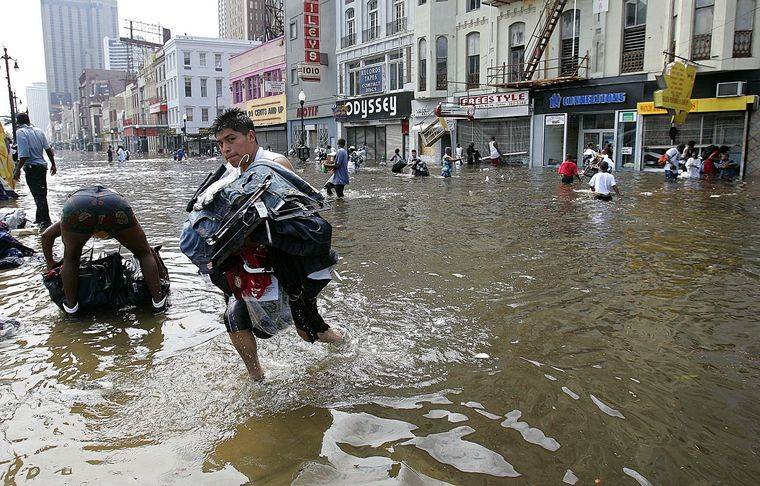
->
<box><xmin>716</xmin><ymin>81</ymin><xmax>746</xmax><ymax>97</ymax></box>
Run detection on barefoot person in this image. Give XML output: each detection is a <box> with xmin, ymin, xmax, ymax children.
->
<box><xmin>208</xmin><ymin>108</ymin><xmax>343</xmax><ymax>380</ymax></box>
<box><xmin>41</xmin><ymin>186</ymin><xmax>168</xmax><ymax>314</ymax></box>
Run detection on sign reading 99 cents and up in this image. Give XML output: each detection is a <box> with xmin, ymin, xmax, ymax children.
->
<box><xmin>303</xmin><ymin>0</ymin><xmax>321</xmax><ymax>82</ymax></box>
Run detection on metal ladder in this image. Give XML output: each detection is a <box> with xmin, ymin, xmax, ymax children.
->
<box><xmin>523</xmin><ymin>0</ymin><xmax>569</xmax><ymax>81</ymax></box>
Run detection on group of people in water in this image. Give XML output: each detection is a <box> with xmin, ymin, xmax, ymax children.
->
<box><xmin>661</xmin><ymin>141</ymin><xmax>739</xmax><ymax>181</ymax></box>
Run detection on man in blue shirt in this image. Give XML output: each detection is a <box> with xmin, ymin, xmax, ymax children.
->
<box><xmin>12</xmin><ymin>113</ymin><xmax>57</xmax><ymax>228</ymax></box>
<box><xmin>324</xmin><ymin>138</ymin><xmax>349</xmax><ymax>198</ymax></box>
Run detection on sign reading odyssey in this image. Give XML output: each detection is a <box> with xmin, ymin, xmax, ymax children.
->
<box><xmin>359</xmin><ymin>65</ymin><xmax>384</xmax><ymax>95</ymax></box>
<box><xmin>334</xmin><ymin>91</ymin><xmax>414</xmax><ymax>122</ymax></box>
<box><xmin>549</xmin><ymin>92</ymin><xmax>626</xmax><ymax>109</ymax></box>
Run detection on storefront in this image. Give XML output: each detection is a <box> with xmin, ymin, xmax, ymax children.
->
<box><xmin>410</xmin><ymin>99</ymin><xmax>447</xmax><ymax>163</ymax></box>
<box><xmin>531</xmin><ymin>78</ymin><xmax>646</xmax><ymax>170</ymax></box>
<box><xmin>457</xmin><ymin>91</ymin><xmax>531</xmax><ymax>165</ymax></box>
<box><xmin>287</xmin><ymin>102</ymin><xmax>338</xmax><ymax>155</ymax></box>
<box><xmin>242</xmin><ymin>94</ymin><xmax>288</xmax><ymax>155</ymax></box>
<box><xmin>334</xmin><ymin>91</ymin><xmax>414</xmax><ymax>163</ymax></box>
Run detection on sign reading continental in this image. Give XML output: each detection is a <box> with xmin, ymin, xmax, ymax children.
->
<box><xmin>653</xmin><ymin>61</ymin><xmax>697</xmax><ymax>124</ymax></box>
<box><xmin>245</xmin><ymin>95</ymin><xmax>287</xmax><ymax>126</ymax></box>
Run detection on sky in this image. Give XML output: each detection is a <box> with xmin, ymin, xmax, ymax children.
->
<box><xmin>0</xmin><ymin>0</ymin><xmax>218</xmax><ymax>120</ymax></box>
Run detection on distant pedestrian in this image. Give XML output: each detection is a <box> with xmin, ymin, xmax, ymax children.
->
<box><xmin>717</xmin><ymin>151</ymin><xmax>739</xmax><ymax>179</ymax></box>
<box><xmin>489</xmin><ymin>136</ymin><xmax>501</xmax><ymax>167</ymax></box>
<box><xmin>455</xmin><ymin>143</ymin><xmax>463</xmax><ymax>162</ymax></box>
<box><xmin>441</xmin><ymin>147</ymin><xmax>459</xmax><ymax>178</ymax></box>
<box><xmin>558</xmin><ymin>154</ymin><xmax>581</xmax><ymax>184</ymax></box>
<box><xmin>12</xmin><ymin>113</ymin><xmax>56</xmax><ymax>229</ymax></box>
<box><xmin>664</xmin><ymin>143</ymin><xmax>684</xmax><ymax>181</ymax></box>
<box><xmin>324</xmin><ymin>138</ymin><xmax>349</xmax><ymax>198</ymax></box>
<box><xmin>117</xmin><ymin>145</ymin><xmax>127</xmax><ymax>166</ymax></box>
<box><xmin>588</xmin><ymin>161</ymin><xmax>621</xmax><ymax>201</ymax></box>
<box><xmin>390</xmin><ymin>148</ymin><xmax>406</xmax><ymax>173</ymax></box>
<box><xmin>107</xmin><ymin>145</ymin><xmax>113</xmax><ymax>162</ymax></box>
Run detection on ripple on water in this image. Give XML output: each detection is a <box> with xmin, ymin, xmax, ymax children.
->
<box><xmin>500</xmin><ymin>410</ymin><xmax>561</xmax><ymax>452</ymax></box>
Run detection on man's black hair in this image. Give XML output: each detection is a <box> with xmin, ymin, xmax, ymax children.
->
<box><xmin>600</xmin><ymin>161</ymin><xmax>609</xmax><ymax>172</ymax></box>
<box><xmin>337</xmin><ymin>138</ymin><xmax>346</xmax><ymax>147</ymax></box>
<box><xmin>210</xmin><ymin>108</ymin><xmax>255</xmax><ymax>136</ymax></box>
<box><xmin>16</xmin><ymin>113</ymin><xmax>30</xmax><ymax>125</ymax></box>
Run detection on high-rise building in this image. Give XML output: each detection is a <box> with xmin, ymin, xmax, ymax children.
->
<box><xmin>218</xmin><ymin>0</ymin><xmax>268</xmax><ymax>41</ymax></box>
<box><xmin>25</xmin><ymin>82</ymin><xmax>52</xmax><ymax>134</ymax></box>
<box><xmin>41</xmin><ymin>0</ymin><xmax>119</xmax><ymax>114</ymax></box>
<box><xmin>103</xmin><ymin>36</ymin><xmax>153</xmax><ymax>74</ymax></box>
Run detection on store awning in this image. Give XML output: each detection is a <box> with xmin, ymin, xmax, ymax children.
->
<box><xmin>637</xmin><ymin>95</ymin><xmax>758</xmax><ymax>115</ymax></box>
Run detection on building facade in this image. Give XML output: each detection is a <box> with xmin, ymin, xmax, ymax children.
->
<box><xmin>103</xmin><ymin>36</ymin><xmax>154</xmax><ymax>74</ymax></box>
<box><xmin>25</xmin><ymin>83</ymin><xmax>52</xmax><ymax>135</ymax></box>
<box><xmin>164</xmin><ymin>36</ymin><xmax>260</xmax><ymax>155</ymax></box>
<box><xmin>77</xmin><ymin>69</ymin><xmax>127</xmax><ymax>151</ymax></box>
<box><xmin>218</xmin><ymin>0</ymin><xmax>268</xmax><ymax>41</ymax></box>
<box><xmin>41</xmin><ymin>0</ymin><xmax>119</xmax><ymax>121</ymax></box>
<box><xmin>334</xmin><ymin>0</ymin><xmax>415</xmax><ymax>162</ymax></box>
<box><xmin>230</xmin><ymin>37</ymin><xmax>288</xmax><ymax>154</ymax></box>
<box><xmin>286</xmin><ymin>0</ymin><xmax>339</xmax><ymax>153</ymax></box>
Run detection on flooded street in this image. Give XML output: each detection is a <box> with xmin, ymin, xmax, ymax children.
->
<box><xmin>1</xmin><ymin>151</ymin><xmax>759</xmax><ymax>485</ymax></box>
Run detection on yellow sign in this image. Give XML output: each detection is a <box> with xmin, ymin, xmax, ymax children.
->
<box><xmin>653</xmin><ymin>61</ymin><xmax>697</xmax><ymax>124</ymax></box>
<box><xmin>245</xmin><ymin>94</ymin><xmax>287</xmax><ymax>127</ymax></box>
<box><xmin>638</xmin><ymin>96</ymin><xmax>756</xmax><ymax>115</ymax></box>
<box><xmin>0</xmin><ymin>124</ymin><xmax>15</xmax><ymax>191</ymax></box>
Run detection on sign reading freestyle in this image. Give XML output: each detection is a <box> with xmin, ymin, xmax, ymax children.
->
<box><xmin>302</xmin><ymin>0</ymin><xmax>321</xmax><ymax>81</ymax></box>
<box><xmin>549</xmin><ymin>92</ymin><xmax>626</xmax><ymax>109</ymax></box>
<box><xmin>334</xmin><ymin>92</ymin><xmax>413</xmax><ymax>121</ymax></box>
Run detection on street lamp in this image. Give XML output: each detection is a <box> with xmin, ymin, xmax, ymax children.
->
<box><xmin>182</xmin><ymin>113</ymin><xmax>188</xmax><ymax>154</ymax></box>
<box><xmin>2</xmin><ymin>47</ymin><xmax>19</xmax><ymax>141</ymax></box>
<box><xmin>298</xmin><ymin>89</ymin><xmax>307</xmax><ymax>162</ymax></box>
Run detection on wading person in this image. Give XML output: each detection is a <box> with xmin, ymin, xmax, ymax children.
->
<box><xmin>664</xmin><ymin>143</ymin><xmax>684</xmax><ymax>181</ymax></box>
<box><xmin>409</xmin><ymin>149</ymin><xmax>429</xmax><ymax>177</ymax></box>
<box><xmin>685</xmin><ymin>148</ymin><xmax>702</xmax><ymax>179</ymax></box>
<box><xmin>199</xmin><ymin>108</ymin><xmax>343</xmax><ymax>380</ymax></box>
<box><xmin>390</xmin><ymin>148</ymin><xmax>406</xmax><ymax>173</ymax></box>
<box><xmin>489</xmin><ymin>136</ymin><xmax>501</xmax><ymax>167</ymax></box>
<box><xmin>324</xmin><ymin>138</ymin><xmax>349</xmax><ymax>198</ymax></box>
<box><xmin>12</xmin><ymin>113</ymin><xmax>56</xmax><ymax>229</ymax></box>
<box><xmin>107</xmin><ymin>145</ymin><xmax>113</xmax><ymax>163</ymax></box>
<box><xmin>588</xmin><ymin>161</ymin><xmax>621</xmax><ymax>201</ymax></box>
<box><xmin>441</xmin><ymin>147</ymin><xmax>459</xmax><ymax>178</ymax></box>
<box><xmin>558</xmin><ymin>154</ymin><xmax>581</xmax><ymax>184</ymax></box>
<box><xmin>41</xmin><ymin>186</ymin><xmax>167</xmax><ymax>314</ymax></box>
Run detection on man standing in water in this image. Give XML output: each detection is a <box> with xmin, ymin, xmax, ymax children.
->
<box><xmin>12</xmin><ymin>113</ymin><xmax>56</xmax><ymax>229</ymax></box>
<box><xmin>324</xmin><ymin>138</ymin><xmax>349</xmax><ymax>198</ymax></box>
<box><xmin>210</xmin><ymin>108</ymin><xmax>343</xmax><ymax>379</ymax></box>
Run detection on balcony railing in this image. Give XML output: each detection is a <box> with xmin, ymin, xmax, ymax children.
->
<box><xmin>621</xmin><ymin>25</ymin><xmax>646</xmax><ymax>73</ymax></box>
<box><xmin>341</xmin><ymin>33</ymin><xmax>356</xmax><ymax>49</ymax></box>
<box><xmin>621</xmin><ymin>49</ymin><xmax>645</xmax><ymax>73</ymax></box>
<box><xmin>436</xmin><ymin>72</ymin><xmax>447</xmax><ymax>91</ymax></box>
<box><xmin>692</xmin><ymin>34</ymin><xmax>712</xmax><ymax>61</ymax></box>
<box><xmin>363</xmin><ymin>25</ymin><xmax>379</xmax><ymax>42</ymax></box>
<box><xmin>386</xmin><ymin>17</ymin><xmax>407</xmax><ymax>36</ymax></box>
<box><xmin>733</xmin><ymin>30</ymin><xmax>753</xmax><ymax>58</ymax></box>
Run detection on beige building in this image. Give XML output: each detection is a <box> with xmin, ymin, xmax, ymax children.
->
<box><xmin>219</xmin><ymin>0</ymin><xmax>269</xmax><ymax>41</ymax></box>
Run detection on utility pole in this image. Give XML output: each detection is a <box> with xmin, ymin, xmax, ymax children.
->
<box><xmin>2</xmin><ymin>47</ymin><xmax>19</xmax><ymax>141</ymax></box>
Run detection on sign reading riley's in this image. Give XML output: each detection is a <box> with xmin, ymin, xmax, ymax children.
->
<box><xmin>334</xmin><ymin>92</ymin><xmax>414</xmax><ymax>122</ymax></box>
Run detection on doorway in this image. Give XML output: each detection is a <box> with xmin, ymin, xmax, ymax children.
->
<box><xmin>582</xmin><ymin>131</ymin><xmax>615</xmax><ymax>154</ymax></box>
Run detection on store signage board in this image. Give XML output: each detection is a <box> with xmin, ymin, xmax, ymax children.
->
<box><xmin>459</xmin><ymin>91</ymin><xmax>529</xmax><ymax>109</ymax></box>
<box><xmin>420</xmin><ymin>117</ymin><xmax>449</xmax><ymax>147</ymax></box>
<box><xmin>621</xmin><ymin>147</ymin><xmax>633</xmax><ymax>155</ymax></box>
<box><xmin>549</xmin><ymin>92</ymin><xmax>626</xmax><ymax>109</ymax></box>
<box><xmin>619</xmin><ymin>111</ymin><xmax>636</xmax><ymax>123</ymax></box>
<box><xmin>545</xmin><ymin>114</ymin><xmax>565</xmax><ymax>125</ymax></box>
<box><xmin>334</xmin><ymin>91</ymin><xmax>414</xmax><ymax>122</ymax></box>
<box><xmin>653</xmin><ymin>61</ymin><xmax>697</xmax><ymax>124</ymax></box>
<box><xmin>592</xmin><ymin>0</ymin><xmax>609</xmax><ymax>14</ymax></box>
<box><xmin>304</xmin><ymin>0</ymin><xmax>320</xmax><ymax>64</ymax></box>
<box><xmin>245</xmin><ymin>94</ymin><xmax>287</xmax><ymax>126</ymax></box>
<box><xmin>298</xmin><ymin>63</ymin><xmax>322</xmax><ymax>82</ymax></box>
<box><xmin>265</xmin><ymin>80</ymin><xmax>285</xmax><ymax>94</ymax></box>
<box><xmin>359</xmin><ymin>65</ymin><xmax>384</xmax><ymax>95</ymax></box>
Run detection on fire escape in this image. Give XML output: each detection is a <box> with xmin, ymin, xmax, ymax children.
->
<box><xmin>486</xmin><ymin>0</ymin><xmax>588</xmax><ymax>89</ymax></box>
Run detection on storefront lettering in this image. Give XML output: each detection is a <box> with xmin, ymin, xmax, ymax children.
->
<box><xmin>297</xmin><ymin>106</ymin><xmax>319</xmax><ymax>117</ymax></box>
<box><xmin>335</xmin><ymin>92</ymin><xmax>414</xmax><ymax>121</ymax></box>
<box><xmin>549</xmin><ymin>92</ymin><xmax>626</xmax><ymax>109</ymax></box>
<box><xmin>460</xmin><ymin>91</ymin><xmax>529</xmax><ymax>108</ymax></box>
<box><xmin>345</xmin><ymin>96</ymin><xmax>397</xmax><ymax>118</ymax></box>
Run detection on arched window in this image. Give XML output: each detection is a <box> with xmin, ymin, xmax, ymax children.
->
<box><xmin>560</xmin><ymin>10</ymin><xmax>580</xmax><ymax>75</ymax></box>
<box><xmin>436</xmin><ymin>36</ymin><xmax>448</xmax><ymax>90</ymax></box>
<box><xmin>418</xmin><ymin>38</ymin><xmax>427</xmax><ymax>91</ymax></box>
<box><xmin>366</xmin><ymin>0</ymin><xmax>379</xmax><ymax>40</ymax></box>
<box><xmin>466</xmin><ymin>32</ymin><xmax>480</xmax><ymax>89</ymax></box>
<box><xmin>509</xmin><ymin>22</ymin><xmax>525</xmax><ymax>82</ymax></box>
<box><xmin>622</xmin><ymin>0</ymin><xmax>646</xmax><ymax>72</ymax></box>
<box><xmin>734</xmin><ymin>0</ymin><xmax>755</xmax><ymax>57</ymax></box>
<box><xmin>343</xmin><ymin>8</ymin><xmax>356</xmax><ymax>47</ymax></box>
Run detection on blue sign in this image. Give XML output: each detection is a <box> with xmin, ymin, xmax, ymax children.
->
<box><xmin>359</xmin><ymin>65</ymin><xmax>384</xmax><ymax>95</ymax></box>
<box><xmin>549</xmin><ymin>92</ymin><xmax>626</xmax><ymax>109</ymax></box>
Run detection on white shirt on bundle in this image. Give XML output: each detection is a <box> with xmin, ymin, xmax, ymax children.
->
<box><xmin>685</xmin><ymin>157</ymin><xmax>702</xmax><ymax>179</ymax></box>
<box><xmin>588</xmin><ymin>172</ymin><xmax>617</xmax><ymax>195</ymax></box>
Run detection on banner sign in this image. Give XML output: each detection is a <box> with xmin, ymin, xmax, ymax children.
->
<box><xmin>245</xmin><ymin>94</ymin><xmax>287</xmax><ymax>126</ymax></box>
<box><xmin>334</xmin><ymin>91</ymin><xmax>414</xmax><ymax>121</ymax></box>
<box><xmin>359</xmin><ymin>65</ymin><xmax>384</xmax><ymax>95</ymax></box>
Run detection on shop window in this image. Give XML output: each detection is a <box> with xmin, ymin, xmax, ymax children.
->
<box><xmin>348</xmin><ymin>62</ymin><xmax>361</xmax><ymax>96</ymax></box>
<box><xmin>582</xmin><ymin>113</ymin><xmax>615</xmax><ymax>130</ymax></box>
<box><xmin>692</xmin><ymin>0</ymin><xmax>714</xmax><ymax>61</ymax></box>
<box><xmin>418</xmin><ymin>38</ymin><xmax>427</xmax><ymax>91</ymax></box>
<box><xmin>466</xmin><ymin>0</ymin><xmax>480</xmax><ymax>12</ymax></box>
<box><xmin>733</xmin><ymin>0</ymin><xmax>755</xmax><ymax>57</ymax></box>
<box><xmin>560</xmin><ymin>10</ymin><xmax>580</xmax><ymax>76</ymax></box>
<box><xmin>621</xmin><ymin>0</ymin><xmax>647</xmax><ymax>73</ymax></box>
<box><xmin>509</xmin><ymin>22</ymin><xmax>525</xmax><ymax>83</ymax></box>
<box><xmin>436</xmin><ymin>36</ymin><xmax>448</xmax><ymax>91</ymax></box>
<box><xmin>466</xmin><ymin>32</ymin><xmax>480</xmax><ymax>89</ymax></box>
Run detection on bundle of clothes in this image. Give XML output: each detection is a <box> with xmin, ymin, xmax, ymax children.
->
<box><xmin>0</xmin><ymin>220</ymin><xmax>34</xmax><ymax>269</ymax></box>
<box><xmin>180</xmin><ymin>155</ymin><xmax>337</xmax><ymax>342</ymax></box>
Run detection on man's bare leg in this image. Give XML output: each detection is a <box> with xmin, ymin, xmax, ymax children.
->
<box><xmin>228</xmin><ymin>330</ymin><xmax>265</xmax><ymax>380</ymax></box>
<box><xmin>112</xmin><ymin>222</ymin><xmax>164</xmax><ymax>304</ymax></box>
<box><xmin>60</xmin><ymin>231</ymin><xmax>92</xmax><ymax>312</ymax></box>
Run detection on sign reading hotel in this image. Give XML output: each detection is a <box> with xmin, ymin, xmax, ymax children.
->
<box><xmin>302</xmin><ymin>0</ymin><xmax>321</xmax><ymax>82</ymax></box>
<box><xmin>245</xmin><ymin>94</ymin><xmax>287</xmax><ymax>126</ymax></box>
<box><xmin>459</xmin><ymin>91</ymin><xmax>529</xmax><ymax>109</ymax></box>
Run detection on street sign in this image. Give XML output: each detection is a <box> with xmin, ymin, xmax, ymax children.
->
<box><xmin>298</xmin><ymin>63</ymin><xmax>322</xmax><ymax>82</ymax></box>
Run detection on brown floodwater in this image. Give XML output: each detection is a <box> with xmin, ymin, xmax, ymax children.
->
<box><xmin>1</xmin><ymin>152</ymin><xmax>759</xmax><ymax>485</ymax></box>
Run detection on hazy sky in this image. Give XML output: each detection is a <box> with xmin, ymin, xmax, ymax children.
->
<box><xmin>0</xmin><ymin>0</ymin><xmax>218</xmax><ymax>119</ymax></box>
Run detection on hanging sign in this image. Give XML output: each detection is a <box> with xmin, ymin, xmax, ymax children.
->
<box><xmin>653</xmin><ymin>61</ymin><xmax>697</xmax><ymax>125</ymax></box>
<box><xmin>420</xmin><ymin>117</ymin><xmax>449</xmax><ymax>147</ymax></box>
<box><xmin>302</xmin><ymin>0</ymin><xmax>322</xmax><ymax>81</ymax></box>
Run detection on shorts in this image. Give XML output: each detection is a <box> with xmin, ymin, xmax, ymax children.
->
<box><xmin>61</xmin><ymin>186</ymin><xmax>137</xmax><ymax>235</ymax></box>
<box><xmin>561</xmin><ymin>175</ymin><xmax>575</xmax><ymax>184</ymax></box>
<box><xmin>594</xmin><ymin>193</ymin><xmax>613</xmax><ymax>201</ymax></box>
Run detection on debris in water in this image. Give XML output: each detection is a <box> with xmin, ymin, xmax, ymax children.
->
<box><xmin>473</xmin><ymin>353</ymin><xmax>490</xmax><ymax>359</ymax></box>
<box><xmin>474</xmin><ymin>409</ymin><xmax>502</xmax><ymax>420</ymax></box>
<box><xmin>461</xmin><ymin>401</ymin><xmax>484</xmax><ymax>409</ymax></box>
<box><xmin>590</xmin><ymin>394</ymin><xmax>625</xmax><ymax>419</ymax></box>
<box><xmin>623</xmin><ymin>468</ymin><xmax>653</xmax><ymax>486</ymax></box>
<box><xmin>561</xmin><ymin>387</ymin><xmax>580</xmax><ymax>400</ymax></box>
<box><xmin>544</xmin><ymin>374</ymin><xmax>557</xmax><ymax>381</ymax></box>
<box><xmin>452</xmin><ymin>273</ymin><xmax>465</xmax><ymax>278</ymax></box>
<box><xmin>563</xmin><ymin>469</ymin><xmax>579</xmax><ymax>484</ymax></box>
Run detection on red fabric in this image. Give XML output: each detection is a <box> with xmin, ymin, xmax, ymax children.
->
<box><xmin>557</xmin><ymin>160</ymin><xmax>579</xmax><ymax>177</ymax></box>
<box><xmin>703</xmin><ymin>157</ymin><xmax>717</xmax><ymax>175</ymax></box>
<box><xmin>490</xmin><ymin>157</ymin><xmax>499</xmax><ymax>167</ymax></box>
<box><xmin>224</xmin><ymin>247</ymin><xmax>272</xmax><ymax>300</ymax></box>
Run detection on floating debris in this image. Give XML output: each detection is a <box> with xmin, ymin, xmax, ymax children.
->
<box><xmin>623</xmin><ymin>467</ymin><xmax>653</xmax><ymax>486</ymax></box>
<box><xmin>563</xmin><ymin>469</ymin><xmax>579</xmax><ymax>484</ymax></box>
<box><xmin>590</xmin><ymin>395</ymin><xmax>625</xmax><ymax>419</ymax></box>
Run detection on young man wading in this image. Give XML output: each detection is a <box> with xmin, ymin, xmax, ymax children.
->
<box><xmin>196</xmin><ymin>109</ymin><xmax>343</xmax><ymax>380</ymax></box>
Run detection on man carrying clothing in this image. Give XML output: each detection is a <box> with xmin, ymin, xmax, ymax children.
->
<box><xmin>324</xmin><ymin>138</ymin><xmax>349</xmax><ymax>198</ymax></box>
<box><xmin>12</xmin><ymin>113</ymin><xmax>56</xmax><ymax>229</ymax></box>
<box><xmin>588</xmin><ymin>161</ymin><xmax>621</xmax><ymax>201</ymax></box>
